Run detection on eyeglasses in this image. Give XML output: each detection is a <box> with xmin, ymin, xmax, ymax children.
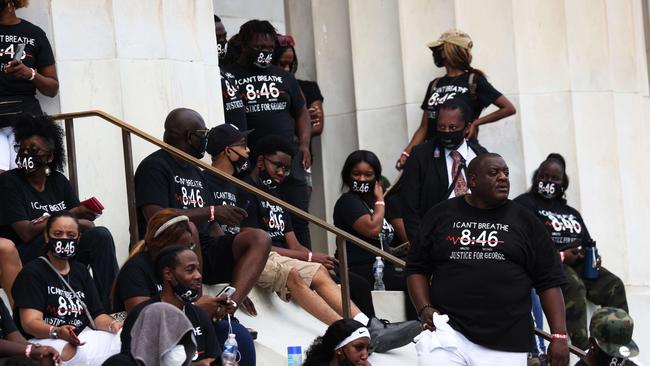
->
<box><xmin>14</xmin><ymin>144</ymin><xmax>50</xmax><ymax>155</ymax></box>
<box><xmin>264</xmin><ymin>158</ymin><xmax>291</xmax><ymax>176</ymax></box>
<box><xmin>188</xmin><ymin>129</ymin><xmax>209</xmax><ymax>139</ymax></box>
<box><xmin>228</xmin><ymin>139</ymin><xmax>247</xmax><ymax>148</ymax></box>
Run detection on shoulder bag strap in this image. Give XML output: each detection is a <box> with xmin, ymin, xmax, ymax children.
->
<box><xmin>38</xmin><ymin>256</ymin><xmax>97</xmax><ymax>330</ymax></box>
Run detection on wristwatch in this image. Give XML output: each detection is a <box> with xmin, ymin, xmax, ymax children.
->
<box><xmin>49</xmin><ymin>326</ymin><xmax>57</xmax><ymax>339</ymax></box>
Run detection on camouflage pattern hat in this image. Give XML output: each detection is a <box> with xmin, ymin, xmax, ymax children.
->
<box><xmin>590</xmin><ymin>307</ymin><xmax>639</xmax><ymax>359</ymax></box>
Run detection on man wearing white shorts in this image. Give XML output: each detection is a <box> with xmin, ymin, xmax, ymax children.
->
<box><xmin>406</xmin><ymin>153</ymin><xmax>570</xmax><ymax>366</ymax></box>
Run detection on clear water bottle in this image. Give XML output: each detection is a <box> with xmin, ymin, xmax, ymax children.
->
<box><xmin>373</xmin><ymin>256</ymin><xmax>385</xmax><ymax>290</ymax></box>
<box><xmin>287</xmin><ymin>346</ymin><xmax>302</xmax><ymax>366</ymax></box>
<box><xmin>222</xmin><ymin>333</ymin><xmax>238</xmax><ymax>366</ymax></box>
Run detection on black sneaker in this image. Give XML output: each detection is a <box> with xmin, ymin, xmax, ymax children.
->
<box><xmin>367</xmin><ymin>317</ymin><xmax>422</xmax><ymax>353</ymax></box>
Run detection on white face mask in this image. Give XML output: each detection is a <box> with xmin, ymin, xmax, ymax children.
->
<box><xmin>161</xmin><ymin>344</ymin><xmax>187</xmax><ymax>366</ymax></box>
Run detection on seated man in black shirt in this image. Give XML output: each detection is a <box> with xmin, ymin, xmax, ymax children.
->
<box><xmin>134</xmin><ymin>108</ymin><xmax>271</xmax><ymax>308</ymax></box>
<box><xmin>406</xmin><ymin>153</ymin><xmax>569</xmax><ymax>365</ymax></box>
<box><xmin>119</xmin><ymin>245</ymin><xmax>220</xmax><ymax>366</ymax></box>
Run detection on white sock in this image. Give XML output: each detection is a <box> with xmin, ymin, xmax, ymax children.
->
<box><xmin>353</xmin><ymin>313</ymin><xmax>370</xmax><ymax>326</ymax></box>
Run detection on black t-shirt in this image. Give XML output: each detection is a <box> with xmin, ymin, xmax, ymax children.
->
<box><xmin>112</xmin><ymin>251</ymin><xmax>161</xmax><ymax>312</ymax></box>
<box><xmin>223</xmin><ymin>63</ymin><xmax>305</xmax><ymax>149</ymax></box>
<box><xmin>514</xmin><ymin>192</ymin><xmax>592</xmax><ymax>251</ymax></box>
<box><xmin>297</xmin><ymin>79</ymin><xmax>324</xmax><ymax>107</ymax></box>
<box><xmin>121</xmin><ymin>296</ymin><xmax>218</xmax><ymax>362</ymax></box>
<box><xmin>240</xmin><ymin>176</ymin><xmax>293</xmax><ymax>248</ymax></box>
<box><xmin>13</xmin><ymin>258</ymin><xmax>105</xmax><ymax>337</ymax></box>
<box><xmin>405</xmin><ymin>197</ymin><xmax>565</xmax><ymax>352</ymax></box>
<box><xmin>420</xmin><ymin>72</ymin><xmax>502</xmax><ymax>140</ymax></box>
<box><xmin>0</xmin><ymin>299</ymin><xmax>17</xmax><ymax>339</ymax></box>
<box><xmin>220</xmin><ymin>70</ymin><xmax>248</xmax><ymax>131</ymax></box>
<box><xmin>0</xmin><ymin>19</ymin><xmax>55</xmax><ymax>97</ymax></box>
<box><xmin>333</xmin><ymin>192</ymin><xmax>395</xmax><ymax>266</ymax></box>
<box><xmin>135</xmin><ymin>149</ymin><xmax>215</xmax><ymax>238</ymax></box>
<box><xmin>204</xmin><ymin>172</ymin><xmax>244</xmax><ymax>236</ymax></box>
<box><xmin>0</xmin><ymin>170</ymin><xmax>80</xmax><ymax>247</ymax></box>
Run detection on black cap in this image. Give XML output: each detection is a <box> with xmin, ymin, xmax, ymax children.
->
<box><xmin>206</xmin><ymin>124</ymin><xmax>253</xmax><ymax>156</ymax></box>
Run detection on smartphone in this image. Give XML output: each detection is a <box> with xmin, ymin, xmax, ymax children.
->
<box><xmin>13</xmin><ymin>44</ymin><xmax>25</xmax><ymax>62</ymax></box>
<box><xmin>216</xmin><ymin>285</ymin><xmax>236</xmax><ymax>298</ymax></box>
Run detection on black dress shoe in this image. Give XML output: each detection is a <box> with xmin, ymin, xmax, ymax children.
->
<box><xmin>367</xmin><ymin>317</ymin><xmax>422</xmax><ymax>353</ymax></box>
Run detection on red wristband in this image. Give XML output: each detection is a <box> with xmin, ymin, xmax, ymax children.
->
<box><xmin>551</xmin><ymin>333</ymin><xmax>568</xmax><ymax>341</ymax></box>
<box><xmin>209</xmin><ymin>205</ymin><xmax>215</xmax><ymax>222</ymax></box>
<box><xmin>559</xmin><ymin>251</ymin><xmax>565</xmax><ymax>262</ymax></box>
<box><xmin>308</xmin><ymin>252</ymin><xmax>313</xmax><ymax>262</ymax></box>
<box><xmin>25</xmin><ymin>344</ymin><xmax>32</xmax><ymax>358</ymax></box>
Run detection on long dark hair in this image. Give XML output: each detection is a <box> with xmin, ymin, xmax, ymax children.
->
<box><xmin>340</xmin><ymin>150</ymin><xmax>382</xmax><ymax>191</ymax></box>
<box><xmin>529</xmin><ymin>153</ymin><xmax>570</xmax><ymax>203</ymax></box>
<box><xmin>304</xmin><ymin>319</ymin><xmax>366</xmax><ymax>366</ymax></box>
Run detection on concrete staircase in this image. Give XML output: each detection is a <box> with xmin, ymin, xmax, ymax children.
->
<box><xmin>203</xmin><ymin>285</ymin><xmax>419</xmax><ymax>365</ymax></box>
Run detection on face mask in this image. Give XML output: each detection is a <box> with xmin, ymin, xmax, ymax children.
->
<box><xmin>437</xmin><ymin>130</ymin><xmax>465</xmax><ymax>149</ymax></box>
<box><xmin>432</xmin><ymin>47</ymin><xmax>444</xmax><ymax>67</ymax></box>
<box><xmin>187</xmin><ymin>133</ymin><xmax>207</xmax><ymax>159</ymax></box>
<box><xmin>252</xmin><ymin>49</ymin><xmax>273</xmax><ymax>69</ymax></box>
<box><xmin>217</xmin><ymin>41</ymin><xmax>227</xmax><ymax>60</ymax></box>
<box><xmin>350</xmin><ymin>179</ymin><xmax>375</xmax><ymax>194</ymax></box>
<box><xmin>259</xmin><ymin>169</ymin><xmax>278</xmax><ymax>190</ymax></box>
<box><xmin>48</xmin><ymin>238</ymin><xmax>77</xmax><ymax>259</ymax></box>
<box><xmin>15</xmin><ymin>153</ymin><xmax>44</xmax><ymax>174</ymax></box>
<box><xmin>171</xmin><ymin>276</ymin><xmax>200</xmax><ymax>302</ymax></box>
<box><xmin>161</xmin><ymin>344</ymin><xmax>187</xmax><ymax>366</ymax></box>
<box><xmin>535</xmin><ymin>180</ymin><xmax>563</xmax><ymax>200</ymax></box>
<box><xmin>228</xmin><ymin>148</ymin><xmax>250</xmax><ymax>176</ymax></box>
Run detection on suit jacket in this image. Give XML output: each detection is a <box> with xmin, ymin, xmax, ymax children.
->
<box><xmin>400</xmin><ymin>139</ymin><xmax>487</xmax><ymax>243</ymax></box>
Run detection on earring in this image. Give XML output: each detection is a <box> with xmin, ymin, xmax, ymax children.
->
<box><xmin>44</xmin><ymin>166</ymin><xmax>51</xmax><ymax>176</ymax></box>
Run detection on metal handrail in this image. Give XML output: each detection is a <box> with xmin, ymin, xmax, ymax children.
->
<box><xmin>51</xmin><ymin>110</ymin><xmax>586</xmax><ymax>359</ymax></box>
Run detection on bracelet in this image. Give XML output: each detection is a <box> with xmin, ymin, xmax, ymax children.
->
<box><xmin>417</xmin><ymin>304</ymin><xmax>436</xmax><ymax>319</ymax></box>
<box><xmin>209</xmin><ymin>205</ymin><xmax>215</xmax><ymax>222</ymax></box>
<box><xmin>28</xmin><ymin>68</ymin><xmax>36</xmax><ymax>81</ymax></box>
<box><xmin>551</xmin><ymin>333</ymin><xmax>568</xmax><ymax>341</ymax></box>
<box><xmin>307</xmin><ymin>252</ymin><xmax>313</xmax><ymax>262</ymax></box>
<box><xmin>25</xmin><ymin>344</ymin><xmax>32</xmax><ymax>358</ymax></box>
<box><xmin>49</xmin><ymin>325</ymin><xmax>57</xmax><ymax>339</ymax></box>
<box><xmin>559</xmin><ymin>251</ymin><xmax>565</xmax><ymax>262</ymax></box>
<box><xmin>401</xmin><ymin>151</ymin><xmax>410</xmax><ymax>158</ymax></box>
<box><xmin>374</xmin><ymin>201</ymin><xmax>385</xmax><ymax>206</ymax></box>
<box><xmin>108</xmin><ymin>319</ymin><xmax>120</xmax><ymax>333</ymax></box>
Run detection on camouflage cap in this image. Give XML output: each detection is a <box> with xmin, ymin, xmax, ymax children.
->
<box><xmin>427</xmin><ymin>29</ymin><xmax>473</xmax><ymax>50</ymax></box>
<box><xmin>590</xmin><ymin>307</ymin><xmax>639</xmax><ymax>359</ymax></box>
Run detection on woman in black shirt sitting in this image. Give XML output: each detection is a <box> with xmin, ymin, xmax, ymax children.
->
<box><xmin>0</xmin><ymin>115</ymin><xmax>118</xmax><ymax>311</ymax></box>
<box><xmin>515</xmin><ymin>153</ymin><xmax>628</xmax><ymax>351</ymax></box>
<box><xmin>12</xmin><ymin>211</ymin><xmax>121</xmax><ymax>366</ymax></box>
<box><xmin>333</xmin><ymin>150</ymin><xmax>416</xmax><ymax>320</ymax></box>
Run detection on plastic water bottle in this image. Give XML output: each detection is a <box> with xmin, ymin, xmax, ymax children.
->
<box><xmin>287</xmin><ymin>346</ymin><xmax>302</xmax><ymax>366</ymax></box>
<box><xmin>373</xmin><ymin>256</ymin><xmax>385</xmax><ymax>290</ymax></box>
<box><xmin>222</xmin><ymin>333</ymin><xmax>238</xmax><ymax>366</ymax></box>
<box><xmin>583</xmin><ymin>241</ymin><xmax>599</xmax><ymax>280</ymax></box>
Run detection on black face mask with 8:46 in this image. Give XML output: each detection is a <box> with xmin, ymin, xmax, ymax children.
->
<box><xmin>48</xmin><ymin>238</ymin><xmax>78</xmax><ymax>259</ymax></box>
<box><xmin>15</xmin><ymin>153</ymin><xmax>45</xmax><ymax>174</ymax></box>
<box><xmin>350</xmin><ymin>179</ymin><xmax>375</xmax><ymax>194</ymax></box>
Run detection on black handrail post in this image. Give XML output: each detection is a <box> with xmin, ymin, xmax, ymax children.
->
<box><xmin>336</xmin><ymin>236</ymin><xmax>351</xmax><ymax>319</ymax></box>
<box><xmin>64</xmin><ymin>118</ymin><xmax>79</xmax><ymax>197</ymax></box>
<box><xmin>121</xmin><ymin>130</ymin><xmax>138</xmax><ymax>245</ymax></box>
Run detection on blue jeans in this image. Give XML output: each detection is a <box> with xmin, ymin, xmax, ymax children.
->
<box><xmin>214</xmin><ymin>317</ymin><xmax>255</xmax><ymax>366</ymax></box>
<box><xmin>531</xmin><ymin>289</ymin><xmax>546</xmax><ymax>355</ymax></box>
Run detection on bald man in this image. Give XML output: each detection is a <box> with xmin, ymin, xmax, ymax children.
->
<box><xmin>406</xmin><ymin>153</ymin><xmax>569</xmax><ymax>366</ymax></box>
<box><xmin>133</xmin><ymin>108</ymin><xmax>271</xmax><ymax>310</ymax></box>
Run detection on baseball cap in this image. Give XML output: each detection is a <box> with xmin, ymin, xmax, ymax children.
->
<box><xmin>206</xmin><ymin>123</ymin><xmax>253</xmax><ymax>156</ymax></box>
<box><xmin>590</xmin><ymin>307</ymin><xmax>639</xmax><ymax>359</ymax></box>
<box><xmin>427</xmin><ymin>29</ymin><xmax>473</xmax><ymax>50</ymax></box>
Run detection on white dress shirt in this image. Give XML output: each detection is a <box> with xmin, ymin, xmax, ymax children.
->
<box><xmin>444</xmin><ymin>139</ymin><xmax>477</xmax><ymax>198</ymax></box>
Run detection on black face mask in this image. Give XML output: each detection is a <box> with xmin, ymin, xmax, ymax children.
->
<box><xmin>227</xmin><ymin>149</ymin><xmax>250</xmax><ymax>177</ymax></box>
<box><xmin>48</xmin><ymin>238</ymin><xmax>78</xmax><ymax>259</ymax></box>
<box><xmin>350</xmin><ymin>179</ymin><xmax>375</xmax><ymax>195</ymax></box>
<box><xmin>259</xmin><ymin>168</ymin><xmax>278</xmax><ymax>190</ymax></box>
<box><xmin>15</xmin><ymin>153</ymin><xmax>44</xmax><ymax>174</ymax></box>
<box><xmin>437</xmin><ymin>130</ymin><xmax>465</xmax><ymax>149</ymax></box>
<box><xmin>535</xmin><ymin>180</ymin><xmax>563</xmax><ymax>200</ymax></box>
<box><xmin>187</xmin><ymin>133</ymin><xmax>207</xmax><ymax>159</ymax></box>
<box><xmin>251</xmin><ymin>49</ymin><xmax>273</xmax><ymax>69</ymax></box>
<box><xmin>171</xmin><ymin>276</ymin><xmax>200</xmax><ymax>302</ymax></box>
<box><xmin>432</xmin><ymin>47</ymin><xmax>444</xmax><ymax>67</ymax></box>
<box><xmin>217</xmin><ymin>41</ymin><xmax>228</xmax><ymax>60</ymax></box>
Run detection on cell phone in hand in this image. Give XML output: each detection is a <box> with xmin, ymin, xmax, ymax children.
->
<box><xmin>216</xmin><ymin>285</ymin><xmax>236</xmax><ymax>299</ymax></box>
<box><xmin>31</xmin><ymin>212</ymin><xmax>50</xmax><ymax>224</ymax></box>
<box><xmin>13</xmin><ymin>44</ymin><xmax>25</xmax><ymax>62</ymax></box>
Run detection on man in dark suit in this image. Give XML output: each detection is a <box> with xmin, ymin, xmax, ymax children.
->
<box><xmin>400</xmin><ymin>99</ymin><xmax>487</xmax><ymax>243</ymax></box>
